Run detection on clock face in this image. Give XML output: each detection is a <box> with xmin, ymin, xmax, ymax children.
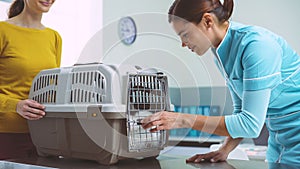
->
<box><xmin>118</xmin><ymin>17</ymin><xmax>137</xmax><ymax>45</ymax></box>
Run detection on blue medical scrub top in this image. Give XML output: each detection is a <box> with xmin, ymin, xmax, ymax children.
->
<box><xmin>215</xmin><ymin>21</ymin><xmax>300</xmax><ymax>115</ymax></box>
<box><xmin>213</xmin><ymin>22</ymin><xmax>300</xmax><ymax>163</ymax></box>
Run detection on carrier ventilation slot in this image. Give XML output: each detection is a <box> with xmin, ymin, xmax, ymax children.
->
<box><xmin>70</xmin><ymin>71</ymin><xmax>106</xmax><ymax>104</ymax></box>
<box><xmin>32</xmin><ymin>74</ymin><xmax>58</xmax><ymax>103</ymax></box>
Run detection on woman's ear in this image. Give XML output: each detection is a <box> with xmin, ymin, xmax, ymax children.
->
<box><xmin>201</xmin><ymin>13</ymin><xmax>214</xmax><ymax>29</ymax></box>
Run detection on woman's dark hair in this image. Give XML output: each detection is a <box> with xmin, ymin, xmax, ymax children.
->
<box><xmin>8</xmin><ymin>0</ymin><xmax>24</xmax><ymax>19</ymax></box>
<box><xmin>168</xmin><ymin>0</ymin><xmax>234</xmax><ymax>24</ymax></box>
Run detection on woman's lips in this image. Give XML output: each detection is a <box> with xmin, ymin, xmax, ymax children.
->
<box><xmin>188</xmin><ymin>46</ymin><xmax>195</xmax><ymax>52</ymax></box>
<box><xmin>40</xmin><ymin>1</ymin><xmax>51</xmax><ymax>7</ymax></box>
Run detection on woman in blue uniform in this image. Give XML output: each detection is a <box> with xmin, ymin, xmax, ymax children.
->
<box><xmin>142</xmin><ymin>0</ymin><xmax>300</xmax><ymax>164</ymax></box>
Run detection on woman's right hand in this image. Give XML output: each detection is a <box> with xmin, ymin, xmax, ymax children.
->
<box><xmin>186</xmin><ymin>149</ymin><xmax>229</xmax><ymax>163</ymax></box>
<box><xmin>16</xmin><ymin>99</ymin><xmax>45</xmax><ymax>120</ymax></box>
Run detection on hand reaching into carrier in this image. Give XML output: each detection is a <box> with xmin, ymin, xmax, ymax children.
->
<box><xmin>141</xmin><ymin>111</ymin><xmax>196</xmax><ymax>132</ymax></box>
<box><xmin>16</xmin><ymin>99</ymin><xmax>45</xmax><ymax>120</ymax></box>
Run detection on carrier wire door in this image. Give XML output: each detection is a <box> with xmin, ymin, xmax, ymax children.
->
<box><xmin>126</xmin><ymin>73</ymin><xmax>170</xmax><ymax>152</ymax></box>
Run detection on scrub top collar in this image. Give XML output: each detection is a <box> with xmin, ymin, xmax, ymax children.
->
<box><xmin>215</xmin><ymin>21</ymin><xmax>233</xmax><ymax>65</ymax></box>
<box><xmin>211</xmin><ymin>21</ymin><xmax>233</xmax><ymax>79</ymax></box>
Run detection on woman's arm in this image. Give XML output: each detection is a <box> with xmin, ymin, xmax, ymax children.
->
<box><xmin>142</xmin><ymin>88</ymin><xmax>271</xmax><ymax>138</ymax></box>
<box><xmin>141</xmin><ymin>111</ymin><xmax>230</xmax><ymax>136</ymax></box>
<box><xmin>0</xmin><ymin>94</ymin><xmax>45</xmax><ymax>120</ymax></box>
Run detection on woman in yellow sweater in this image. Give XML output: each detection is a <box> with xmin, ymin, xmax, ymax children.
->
<box><xmin>0</xmin><ymin>0</ymin><xmax>61</xmax><ymax>159</ymax></box>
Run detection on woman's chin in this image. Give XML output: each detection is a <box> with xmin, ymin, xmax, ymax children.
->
<box><xmin>195</xmin><ymin>47</ymin><xmax>211</xmax><ymax>56</ymax></box>
<box><xmin>195</xmin><ymin>50</ymin><xmax>206</xmax><ymax>56</ymax></box>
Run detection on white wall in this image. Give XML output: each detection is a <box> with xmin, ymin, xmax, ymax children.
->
<box><xmin>233</xmin><ymin>0</ymin><xmax>300</xmax><ymax>53</ymax></box>
<box><xmin>43</xmin><ymin>0</ymin><xmax>103</xmax><ymax>66</ymax></box>
<box><xmin>0</xmin><ymin>1</ymin><xmax>10</xmax><ymax>20</ymax></box>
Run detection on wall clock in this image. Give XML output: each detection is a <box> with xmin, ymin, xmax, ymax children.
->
<box><xmin>118</xmin><ymin>16</ymin><xmax>137</xmax><ymax>45</ymax></box>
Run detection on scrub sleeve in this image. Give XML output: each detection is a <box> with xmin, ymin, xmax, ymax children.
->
<box><xmin>224</xmin><ymin>37</ymin><xmax>282</xmax><ymax>138</ymax></box>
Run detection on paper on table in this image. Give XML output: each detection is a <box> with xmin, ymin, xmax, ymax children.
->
<box><xmin>160</xmin><ymin>146</ymin><xmax>210</xmax><ymax>157</ymax></box>
<box><xmin>210</xmin><ymin>144</ymin><xmax>249</xmax><ymax>161</ymax></box>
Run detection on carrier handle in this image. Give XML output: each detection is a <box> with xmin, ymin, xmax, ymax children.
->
<box><xmin>73</xmin><ymin>62</ymin><xmax>102</xmax><ymax>66</ymax></box>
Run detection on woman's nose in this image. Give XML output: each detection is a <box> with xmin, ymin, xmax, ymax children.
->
<box><xmin>182</xmin><ymin>42</ymin><xmax>187</xmax><ymax>47</ymax></box>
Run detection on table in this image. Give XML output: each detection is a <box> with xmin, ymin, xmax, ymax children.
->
<box><xmin>0</xmin><ymin>146</ymin><xmax>298</xmax><ymax>169</ymax></box>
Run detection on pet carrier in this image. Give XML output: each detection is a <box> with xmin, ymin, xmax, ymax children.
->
<box><xmin>28</xmin><ymin>63</ymin><xmax>171</xmax><ymax>165</ymax></box>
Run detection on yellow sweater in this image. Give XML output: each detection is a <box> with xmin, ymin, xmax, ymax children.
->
<box><xmin>0</xmin><ymin>21</ymin><xmax>62</xmax><ymax>133</ymax></box>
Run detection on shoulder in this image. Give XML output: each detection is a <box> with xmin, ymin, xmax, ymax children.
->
<box><xmin>0</xmin><ymin>21</ymin><xmax>12</xmax><ymax>38</ymax></box>
<box><xmin>45</xmin><ymin>27</ymin><xmax>62</xmax><ymax>42</ymax></box>
<box><xmin>227</xmin><ymin>22</ymin><xmax>282</xmax><ymax>62</ymax></box>
<box><xmin>0</xmin><ymin>21</ymin><xmax>8</xmax><ymax>26</ymax></box>
<box><xmin>0</xmin><ymin>21</ymin><xmax>11</xmax><ymax>32</ymax></box>
<box><xmin>229</xmin><ymin>22</ymin><xmax>283</xmax><ymax>54</ymax></box>
<box><xmin>45</xmin><ymin>28</ymin><xmax>61</xmax><ymax>37</ymax></box>
<box><xmin>230</xmin><ymin>22</ymin><xmax>280</xmax><ymax>43</ymax></box>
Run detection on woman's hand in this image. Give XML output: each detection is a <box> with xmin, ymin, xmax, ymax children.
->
<box><xmin>186</xmin><ymin>137</ymin><xmax>243</xmax><ymax>163</ymax></box>
<box><xmin>16</xmin><ymin>99</ymin><xmax>45</xmax><ymax>120</ymax></box>
<box><xmin>186</xmin><ymin>149</ymin><xmax>229</xmax><ymax>163</ymax></box>
<box><xmin>141</xmin><ymin>111</ymin><xmax>195</xmax><ymax>132</ymax></box>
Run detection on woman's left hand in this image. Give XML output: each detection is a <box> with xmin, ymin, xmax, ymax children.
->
<box><xmin>141</xmin><ymin>111</ymin><xmax>195</xmax><ymax>132</ymax></box>
<box><xmin>186</xmin><ymin>150</ymin><xmax>229</xmax><ymax>163</ymax></box>
<box><xmin>16</xmin><ymin>99</ymin><xmax>45</xmax><ymax>120</ymax></box>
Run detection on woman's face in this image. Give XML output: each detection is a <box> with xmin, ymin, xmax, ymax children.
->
<box><xmin>24</xmin><ymin>0</ymin><xmax>56</xmax><ymax>13</ymax></box>
<box><xmin>171</xmin><ymin>19</ymin><xmax>212</xmax><ymax>56</ymax></box>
